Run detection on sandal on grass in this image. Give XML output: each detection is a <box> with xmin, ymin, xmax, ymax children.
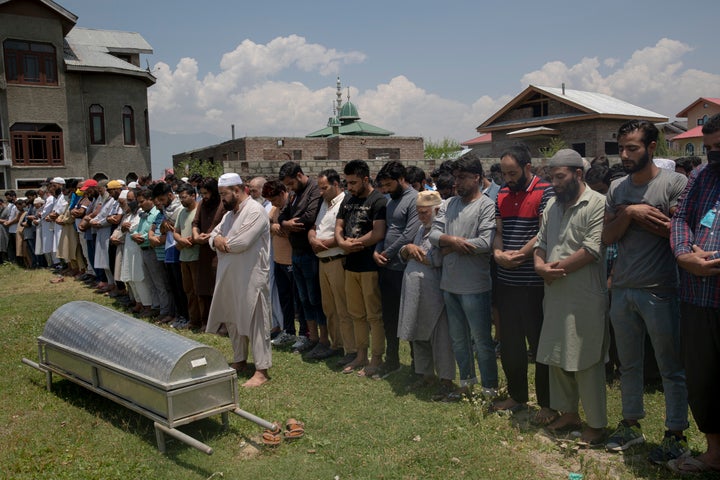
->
<box><xmin>357</xmin><ymin>365</ymin><xmax>380</xmax><ymax>378</ymax></box>
<box><xmin>261</xmin><ymin>421</ymin><xmax>282</xmax><ymax>446</ymax></box>
<box><xmin>284</xmin><ymin>418</ymin><xmax>305</xmax><ymax>440</ymax></box>
<box><xmin>341</xmin><ymin>362</ymin><xmax>366</xmax><ymax>374</ymax></box>
<box><xmin>530</xmin><ymin>408</ymin><xmax>560</xmax><ymax>426</ymax></box>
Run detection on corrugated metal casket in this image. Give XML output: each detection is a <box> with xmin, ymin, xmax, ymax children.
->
<box><xmin>23</xmin><ymin>301</ymin><xmax>274</xmax><ymax>454</ymax></box>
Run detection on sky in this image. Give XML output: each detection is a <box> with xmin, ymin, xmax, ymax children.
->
<box><xmin>59</xmin><ymin>0</ymin><xmax>720</xmax><ymax>176</ymax></box>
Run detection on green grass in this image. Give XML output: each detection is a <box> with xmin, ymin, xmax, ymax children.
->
<box><xmin>0</xmin><ymin>263</ymin><xmax>710</xmax><ymax>479</ymax></box>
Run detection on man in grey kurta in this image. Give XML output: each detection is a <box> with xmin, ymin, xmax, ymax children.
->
<box><xmin>208</xmin><ymin>173</ymin><xmax>272</xmax><ymax>387</ymax></box>
<box><xmin>534</xmin><ymin>149</ymin><xmax>608</xmax><ymax>446</ymax></box>
<box><xmin>428</xmin><ymin>155</ymin><xmax>497</xmax><ymax>400</ymax></box>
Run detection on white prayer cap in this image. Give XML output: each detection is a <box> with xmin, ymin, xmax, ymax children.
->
<box><xmin>119</xmin><ymin>190</ymin><xmax>129</xmax><ymax>200</ymax></box>
<box><xmin>653</xmin><ymin>158</ymin><xmax>675</xmax><ymax>171</ymax></box>
<box><xmin>117</xmin><ymin>179</ymin><xmax>126</xmax><ymax>186</ymax></box>
<box><xmin>51</xmin><ymin>177</ymin><xmax>66</xmax><ymax>185</ymax></box>
<box><xmin>127</xmin><ymin>181</ymin><xmax>139</xmax><ymax>189</ymax></box>
<box><xmin>218</xmin><ymin>173</ymin><xmax>243</xmax><ymax>187</ymax></box>
<box><xmin>181</xmin><ymin>177</ymin><xmax>189</xmax><ymax>182</ymax></box>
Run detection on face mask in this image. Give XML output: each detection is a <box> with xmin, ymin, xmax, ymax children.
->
<box><xmin>127</xmin><ymin>200</ymin><xmax>139</xmax><ymax>213</ymax></box>
<box><xmin>708</xmin><ymin>151</ymin><xmax>720</xmax><ymax>172</ymax></box>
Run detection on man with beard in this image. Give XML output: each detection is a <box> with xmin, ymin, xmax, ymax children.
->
<box><xmin>90</xmin><ymin>180</ymin><xmax>123</xmax><ymax>293</ymax></box>
<box><xmin>429</xmin><ymin>155</ymin><xmax>498</xmax><ymax>401</ymax></box>
<box><xmin>602</xmin><ymin>120</ymin><xmax>690</xmax><ymax>463</ymax></box>
<box><xmin>669</xmin><ymin>113</ymin><xmax>720</xmax><ymax>474</ymax></box>
<box><xmin>40</xmin><ymin>178</ymin><xmax>65</xmax><ymax>268</ymax></box>
<box><xmin>534</xmin><ymin>149</ymin><xmax>608</xmax><ymax>446</ymax></box>
<box><xmin>373</xmin><ymin>161</ymin><xmax>420</xmax><ymax>377</ymax></box>
<box><xmin>492</xmin><ymin>145</ymin><xmax>555</xmax><ymax>424</ymax></box>
<box><xmin>207</xmin><ymin>173</ymin><xmax>271</xmax><ymax>387</ymax></box>
<box><xmin>335</xmin><ymin>159</ymin><xmax>387</xmax><ymax>377</ymax></box>
<box><xmin>277</xmin><ymin>162</ymin><xmax>324</xmax><ymax>355</ymax></box>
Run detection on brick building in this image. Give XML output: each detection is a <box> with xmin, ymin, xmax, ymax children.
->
<box><xmin>173</xmin><ymin>78</ymin><xmax>425</xmax><ymax>178</ymax></box>
<box><xmin>670</xmin><ymin>97</ymin><xmax>720</xmax><ymax>156</ymax></box>
<box><xmin>0</xmin><ymin>0</ymin><xmax>155</xmax><ymax>189</ymax></box>
<box><xmin>474</xmin><ymin>84</ymin><xmax>667</xmax><ymax>159</ymax></box>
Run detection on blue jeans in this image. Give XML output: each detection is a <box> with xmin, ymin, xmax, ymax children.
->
<box><xmin>610</xmin><ymin>287</ymin><xmax>689</xmax><ymax>431</ymax></box>
<box><xmin>292</xmin><ymin>252</ymin><xmax>326</xmax><ymax>326</ymax></box>
<box><xmin>443</xmin><ymin>290</ymin><xmax>498</xmax><ymax>388</ymax></box>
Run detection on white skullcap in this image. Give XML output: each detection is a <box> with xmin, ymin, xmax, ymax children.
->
<box><xmin>218</xmin><ymin>173</ymin><xmax>243</xmax><ymax>187</ymax></box>
<box><xmin>117</xmin><ymin>179</ymin><xmax>126</xmax><ymax>186</ymax></box>
<box><xmin>128</xmin><ymin>181</ymin><xmax>139</xmax><ymax>189</ymax></box>
<box><xmin>653</xmin><ymin>158</ymin><xmax>675</xmax><ymax>171</ymax></box>
<box><xmin>51</xmin><ymin>177</ymin><xmax>66</xmax><ymax>185</ymax></box>
<box><xmin>119</xmin><ymin>190</ymin><xmax>129</xmax><ymax>200</ymax></box>
<box><xmin>181</xmin><ymin>177</ymin><xmax>189</xmax><ymax>182</ymax></box>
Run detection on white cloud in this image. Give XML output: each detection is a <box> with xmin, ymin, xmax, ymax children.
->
<box><xmin>520</xmin><ymin>38</ymin><xmax>720</xmax><ymax>117</ymax></box>
<box><xmin>148</xmin><ymin>36</ymin><xmax>720</xmax><ymax>147</ymax></box>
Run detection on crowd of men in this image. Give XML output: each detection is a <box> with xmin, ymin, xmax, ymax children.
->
<box><xmin>2</xmin><ymin>115</ymin><xmax>719</xmax><ymax>473</ymax></box>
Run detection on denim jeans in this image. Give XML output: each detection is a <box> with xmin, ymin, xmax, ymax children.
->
<box><xmin>443</xmin><ymin>290</ymin><xmax>498</xmax><ymax>388</ymax></box>
<box><xmin>610</xmin><ymin>287</ymin><xmax>689</xmax><ymax>431</ymax></box>
<box><xmin>292</xmin><ymin>252</ymin><xmax>326</xmax><ymax>326</ymax></box>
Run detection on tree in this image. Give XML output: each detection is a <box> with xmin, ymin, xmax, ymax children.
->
<box><xmin>538</xmin><ymin>137</ymin><xmax>569</xmax><ymax>158</ymax></box>
<box><xmin>424</xmin><ymin>137</ymin><xmax>462</xmax><ymax>159</ymax></box>
<box><xmin>176</xmin><ymin>156</ymin><xmax>224</xmax><ymax>179</ymax></box>
<box><xmin>655</xmin><ymin>130</ymin><xmax>682</xmax><ymax>158</ymax></box>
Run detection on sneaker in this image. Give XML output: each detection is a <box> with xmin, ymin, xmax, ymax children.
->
<box><xmin>480</xmin><ymin>387</ymin><xmax>499</xmax><ymax>400</ymax></box>
<box><xmin>291</xmin><ymin>336</ymin><xmax>315</xmax><ymax>354</ymax></box>
<box><xmin>303</xmin><ymin>342</ymin><xmax>334</xmax><ymax>360</ymax></box>
<box><xmin>171</xmin><ymin>316</ymin><xmax>190</xmax><ymax>330</ymax></box>
<box><xmin>271</xmin><ymin>332</ymin><xmax>296</xmax><ymax>347</ymax></box>
<box><xmin>606</xmin><ymin>420</ymin><xmax>646</xmax><ymax>452</ymax></box>
<box><xmin>647</xmin><ymin>431</ymin><xmax>690</xmax><ymax>465</ymax></box>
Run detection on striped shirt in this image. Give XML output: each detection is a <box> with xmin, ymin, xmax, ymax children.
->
<box><xmin>495</xmin><ymin>175</ymin><xmax>553</xmax><ymax>286</ymax></box>
<box><xmin>671</xmin><ymin>164</ymin><xmax>720</xmax><ymax>307</ymax></box>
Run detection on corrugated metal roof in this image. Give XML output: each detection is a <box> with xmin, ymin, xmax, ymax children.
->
<box><xmin>66</xmin><ymin>27</ymin><xmax>152</xmax><ymax>54</ymax></box>
<box><xmin>63</xmin><ymin>28</ymin><xmax>154</xmax><ymax>84</ymax></box>
<box><xmin>507</xmin><ymin>126</ymin><xmax>559</xmax><ymax>137</ymax></box>
<box><xmin>306</xmin><ymin>120</ymin><xmax>393</xmax><ymax>137</ymax></box>
<box><xmin>461</xmin><ymin>133</ymin><xmax>492</xmax><ymax>146</ymax></box>
<box><xmin>670</xmin><ymin>125</ymin><xmax>703</xmax><ymax>141</ymax></box>
<box><xmin>535</xmin><ymin>86</ymin><xmax>666</xmax><ymax>119</ymax></box>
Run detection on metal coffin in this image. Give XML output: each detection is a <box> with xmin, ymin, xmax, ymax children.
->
<box><xmin>37</xmin><ymin>301</ymin><xmax>238</xmax><ymax>428</ymax></box>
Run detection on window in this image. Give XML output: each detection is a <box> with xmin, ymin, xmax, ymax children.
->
<box><xmin>3</xmin><ymin>40</ymin><xmax>57</xmax><ymax>85</ymax></box>
<box><xmin>10</xmin><ymin>123</ymin><xmax>64</xmax><ymax>166</ymax></box>
<box><xmin>604</xmin><ymin>142</ymin><xmax>619</xmax><ymax>155</ymax></box>
<box><xmin>122</xmin><ymin>106</ymin><xmax>135</xmax><ymax>145</ymax></box>
<box><xmin>293</xmin><ymin>149</ymin><xmax>302</xmax><ymax>160</ymax></box>
<box><xmin>144</xmin><ymin>109</ymin><xmax>150</xmax><ymax>146</ymax></box>
<box><xmin>89</xmin><ymin>104</ymin><xmax>105</xmax><ymax>144</ymax></box>
<box><xmin>532</xmin><ymin>101</ymin><xmax>548</xmax><ymax>118</ymax></box>
<box><xmin>685</xmin><ymin>143</ymin><xmax>695</xmax><ymax>155</ymax></box>
<box><xmin>571</xmin><ymin>143</ymin><xmax>586</xmax><ymax>157</ymax></box>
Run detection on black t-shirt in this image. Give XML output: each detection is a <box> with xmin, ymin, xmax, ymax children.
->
<box><xmin>338</xmin><ymin>189</ymin><xmax>387</xmax><ymax>272</ymax></box>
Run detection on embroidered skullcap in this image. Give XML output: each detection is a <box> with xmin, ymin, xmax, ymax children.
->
<box><xmin>218</xmin><ymin>173</ymin><xmax>243</xmax><ymax>187</ymax></box>
<box><xmin>416</xmin><ymin>190</ymin><xmax>442</xmax><ymax>207</ymax></box>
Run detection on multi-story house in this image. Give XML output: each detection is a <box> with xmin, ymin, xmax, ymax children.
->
<box><xmin>0</xmin><ymin>0</ymin><xmax>155</xmax><ymax>189</ymax></box>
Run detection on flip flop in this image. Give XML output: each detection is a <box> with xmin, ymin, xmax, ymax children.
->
<box><xmin>50</xmin><ymin>276</ymin><xmax>64</xmax><ymax>284</ymax></box>
<box><xmin>357</xmin><ymin>365</ymin><xmax>380</xmax><ymax>378</ymax></box>
<box><xmin>261</xmin><ymin>421</ymin><xmax>282</xmax><ymax>447</ymax></box>
<box><xmin>342</xmin><ymin>363</ymin><xmax>366</xmax><ymax>374</ymax></box>
<box><xmin>284</xmin><ymin>418</ymin><xmax>305</xmax><ymax>440</ymax></box>
<box><xmin>530</xmin><ymin>409</ymin><xmax>560</xmax><ymax>426</ymax></box>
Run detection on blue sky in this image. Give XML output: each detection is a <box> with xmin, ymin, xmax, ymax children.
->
<box><xmin>59</xmin><ymin>0</ymin><xmax>720</xmax><ymax>175</ymax></box>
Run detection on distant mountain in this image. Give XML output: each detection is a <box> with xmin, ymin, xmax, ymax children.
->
<box><xmin>149</xmin><ymin>130</ymin><xmax>226</xmax><ymax>178</ymax></box>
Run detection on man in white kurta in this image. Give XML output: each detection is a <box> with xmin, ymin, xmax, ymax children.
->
<box><xmin>534</xmin><ymin>149</ymin><xmax>609</xmax><ymax>446</ymax></box>
<box><xmin>207</xmin><ymin>173</ymin><xmax>272</xmax><ymax>387</ymax></box>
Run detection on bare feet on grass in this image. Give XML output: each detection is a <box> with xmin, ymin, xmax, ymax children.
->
<box><xmin>242</xmin><ymin>370</ymin><xmax>269</xmax><ymax>387</ymax></box>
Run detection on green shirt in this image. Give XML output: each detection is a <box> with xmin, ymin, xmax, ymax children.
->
<box><xmin>176</xmin><ymin>206</ymin><xmax>200</xmax><ymax>262</ymax></box>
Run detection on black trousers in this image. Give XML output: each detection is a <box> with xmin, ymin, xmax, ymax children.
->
<box><xmin>164</xmin><ymin>261</ymin><xmax>188</xmax><ymax>319</ymax></box>
<box><xmin>680</xmin><ymin>301</ymin><xmax>720</xmax><ymax>434</ymax></box>
<box><xmin>496</xmin><ymin>283</ymin><xmax>549</xmax><ymax>407</ymax></box>
<box><xmin>379</xmin><ymin>268</ymin><xmax>404</xmax><ymax>367</ymax></box>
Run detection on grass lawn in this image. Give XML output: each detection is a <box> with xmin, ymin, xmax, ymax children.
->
<box><xmin>0</xmin><ymin>263</ymin><xmax>709</xmax><ymax>479</ymax></box>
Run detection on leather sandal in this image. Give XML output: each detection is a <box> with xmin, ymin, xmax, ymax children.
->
<box><xmin>261</xmin><ymin>421</ymin><xmax>282</xmax><ymax>446</ymax></box>
<box><xmin>284</xmin><ymin>418</ymin><xmax>305</xmax><ymax>440</ymax></box>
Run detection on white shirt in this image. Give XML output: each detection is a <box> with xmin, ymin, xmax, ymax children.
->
<box><xmin>314</xmin><ymin>191</ymin><xmax>346</xmax><ymax>258</ymax></box>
